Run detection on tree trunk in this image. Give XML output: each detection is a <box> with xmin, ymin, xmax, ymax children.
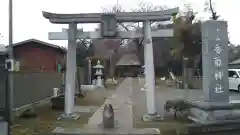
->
<box><xmin>182</xmin><ymin>58</ymin><xmax>188</xmax><ymax>89</ymax></box>
<box><xmin>187</xmin><ymin>68</ymin><xmax>194</xmax><ymax>89</ymax></box>
<box><xmin>109</xmin><ymin>53</ymin><xmax>117</xmax><ymax>78</ymax></box>
<box><xmin>192</xmin><ymin>54</ymin><xmax>201</xmax><ymax>76</ymax></box>
<box><xmin>186</xmin><ymin>57</ymin><xmax>195</xmax><ymax>89</ymax></box>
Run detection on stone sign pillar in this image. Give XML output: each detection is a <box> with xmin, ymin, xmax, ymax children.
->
<box><xmin>188</xmin><ymin>20</ymin><xmax>235</xmax><ymax>124</ymax></box>
<box><xmin>202</xmin><ymin>20</ymin><xmax>229</xmax><ymax>102</ymax></box>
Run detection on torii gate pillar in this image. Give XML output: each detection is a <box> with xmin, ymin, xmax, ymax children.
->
<box><xmin>63</xmin><ymin>23</ymin><xmax>77</xmax><ymax>118</ymax></box>
<box><xmin>143</xmin><ymin>20</ymin><xmax>157</xmax><ymax>116</ymax></box>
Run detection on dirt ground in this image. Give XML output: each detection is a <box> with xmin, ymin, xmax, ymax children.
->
<box><xmin>132</xmin><ymin>78</ymin><xmax>198</xmax><ymax>135</ymax></box>
<box><xmin>11</xmin><ymin>80</ymin><xmax>122</xmax><ymax>135</ymax></box>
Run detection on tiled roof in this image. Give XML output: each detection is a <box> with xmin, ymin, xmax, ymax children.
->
<box><xmin>8</xmin><ymin>38</ymin><xmax>66</xmax><ymax>52</ymax></box>
<box><xmin>230</xmin><ymin>59</ymin><xmax>240</xmax><ymax>65</ymax></box>
<box><xmin>116</xmin><ymin>53</ymin><xmax>140</xmax><ymax>66</ymax></box>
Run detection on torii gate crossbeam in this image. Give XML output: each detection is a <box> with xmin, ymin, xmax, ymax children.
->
<box><xmin>43</xmin><ymin>8</ymin><xmax>178</xmax><ymax>23</ymax></box>
<box><xmin>42</xmin><ymin>8</ymin><xmax>179</xmax><ymax>121</ymax></box>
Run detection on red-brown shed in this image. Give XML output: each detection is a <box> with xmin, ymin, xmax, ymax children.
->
<box><xmin>11</xmin><ymin>39</ymin><xmax>66</xmax><ymax>73</ymax></box>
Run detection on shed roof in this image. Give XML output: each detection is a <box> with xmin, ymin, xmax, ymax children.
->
<box><xmin>229</xmin><ymin>59</ymin><xmax>240</xmax><ymax>65</ymax></box>
<box><xmin>7</xmin><ymin>38</ymin><xmax>66</xmax><ymax>52</ymax></box>
<box><xmin>116</xmin><ymin>53</ymin><xmax>140</xmax><ymax>66</ymax></box>
<box><xmin>0</xmin><ymin>46</ymin><xmax>7</xmax><ymax>54</ymax></box>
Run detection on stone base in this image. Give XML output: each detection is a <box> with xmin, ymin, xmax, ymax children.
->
<box><xmin>96</xmin><ymin>85</ymin><xmax>105</xmax><ymax>88</ymax></box>
<box><xmin>51</xmin><ymin>95</ymin><xmax>77</xmax><ymax>111</ymax></box>
<box><xmin>189</xmin><ymin>108</ymin><xmax>240</xmax><ymax>123</ymax></box>
<box><xmin>57</xmin><ymin>113</ymin><xmax>80</xmax><ymax>121</ymax></box>
<box><xmin>21</xmin><ymin>107</ymin><xmax>37</xmax><ymax>118</ymax></box>
<box><xmin>142</xmin><ymin>113</ymin><xmax>164</xmax><ymax>122</ymax></box>
<box><xmin>179</xmin><ymin>120</ymin><xmax>240</xmax><ymax>135</ymax></box>
<box><xmin>52</xmin><ymin>127</ymin><xmax>160</xmax><ymax>135</ymax></box>
<box><xmin>186</xmin><ymin>100</ymin><xmax>240</xmax><ymax>134</ymax></box>
<box><xmin>188</xmin><ymin>101</ymin><xmax>240</xmax><ymax>124</ymax></box>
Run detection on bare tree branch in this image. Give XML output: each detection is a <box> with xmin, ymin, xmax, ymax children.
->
<box><xmin>132</xmin><ymin>2</ymin><xmax>168</xmax><ymax>12</ymax></box>
<box><xmin>101</xmin><ymin>2</ymin><xmax>170</xmax><ymax>47</ymax></box>
<box><xmin>101</xmin><ymin>4</ymin><xmax>133</xmax><ymax>32</ymax></box>
<box><xmin>209</xmin><ymin>0</ymin><xmax>214</xmax><ymax>14</ymax></box>
<box><xmin>101</xmin><ymin>4</ymin><xmax>125</xmax><ymax>13</ymax></box>
<box><xmin>209</xmin><ymin>0</ymin><xmax>219</xmax><ymax>20</ymax></box>
<box><xmin>119</xmin><ymin>23</ymin><xmax>130</xmax><ymax>31</ymax></box>
<box><xmin>101</xmin><ymin>2</ymin><xmax>168</xmax><ymax>32</ymax></box>
<box><xmin>204</xmin><ymin>0</ymin><xmax>219</xmax><ymax>20</ymax></box>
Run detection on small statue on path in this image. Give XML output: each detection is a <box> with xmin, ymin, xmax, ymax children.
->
<box><xmin>102</xmin><ymin>104</ymin><xmax>115</xmax><ymax>129</ymax></box>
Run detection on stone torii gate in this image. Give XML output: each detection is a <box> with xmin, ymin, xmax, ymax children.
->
<box><xmin>42</xmin><ymin>8</ymin><xmax>179</xmax><ymax>121</ymax></box>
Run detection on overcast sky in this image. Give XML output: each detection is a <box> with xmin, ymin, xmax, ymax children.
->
<box><xmin>0</xmin><ymin>0</ymin><xmax>239</xmax><ymax>47</ymax></box>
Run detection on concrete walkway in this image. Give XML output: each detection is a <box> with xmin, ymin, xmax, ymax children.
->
<box><xmin>87</xmin><ymin>77</ymin><xmax>133</xmax><ymax>128</ymax></box>
<box><xmin>52</xmin><ymin>78</ymin><xmax>160</xmax><ymax>134</ymax></box>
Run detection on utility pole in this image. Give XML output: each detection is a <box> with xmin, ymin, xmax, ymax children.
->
<box><xmin>116</xmin><ymin>0</ymin><xmax>119</xmax><ymax>11</ymax></box>
<box><xmin>8</xmin><ymin>0</ymin><xmax>14</xmax><ymax>124</ymax></box>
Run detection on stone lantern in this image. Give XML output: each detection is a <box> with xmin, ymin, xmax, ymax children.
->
<box><xmin>93</xmin><ymin>60</ymin><xmax>104</xmax><ymax>87</ymax></box>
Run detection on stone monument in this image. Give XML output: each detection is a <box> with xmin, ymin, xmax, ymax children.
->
<box><xmin>188</xmin><ymin>20</ymin><xmax>240</xmax><ymax>124</ymax></box>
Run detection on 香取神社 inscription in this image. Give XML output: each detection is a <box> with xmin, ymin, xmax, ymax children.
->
<box><xmin>202</xmin><ymin>20</ymin><xmax>229</xmax><ymax>102</ymax></box>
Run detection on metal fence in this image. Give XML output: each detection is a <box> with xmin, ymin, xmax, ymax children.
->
<box><xmin>12</xmin><ymin>72</ymin><xmax>61</xmax><ymax>109</ymax></box>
